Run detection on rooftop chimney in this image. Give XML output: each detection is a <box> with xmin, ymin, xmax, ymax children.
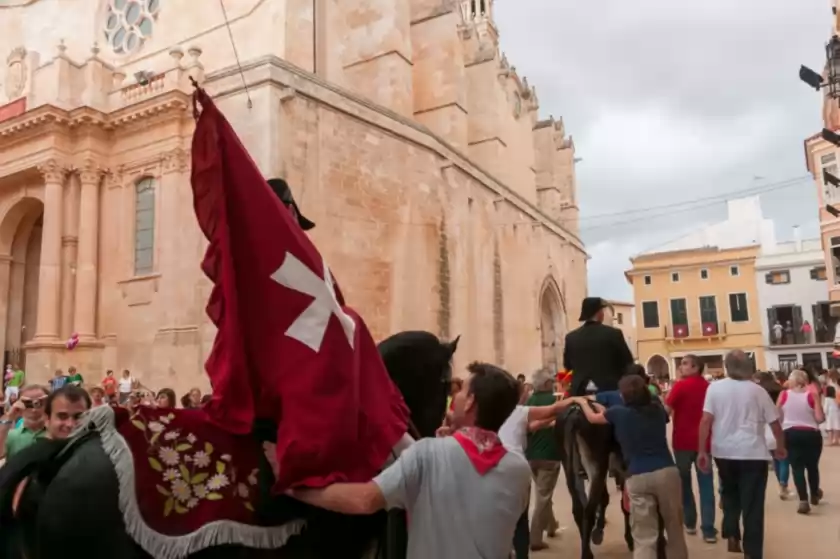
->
<box><xmin>793</xmin><ymin>225</ymin><xmax>803</xmax><ymax>252</ymax></box>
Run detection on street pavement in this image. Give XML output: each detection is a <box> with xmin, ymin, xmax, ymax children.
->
<box><xmin>532</xmin><ymin>444</ymin><xmax>839</xmax><ymax>558</ymax></box>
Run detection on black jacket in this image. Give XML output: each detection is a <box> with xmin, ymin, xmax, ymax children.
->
<box><xmin>564</xmin><ymin>321</ymin><xmax>634</xmax><ymax>395</ymax></box>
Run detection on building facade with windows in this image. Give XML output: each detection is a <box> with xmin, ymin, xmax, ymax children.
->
<box><xmin>804</xmin><ymin>1</ymin><xmax>840</xmax><ymax>318</ymax></box>
<box><xmin>605</xmin><ymin>300</ymin><xmax>636</xmax><ymax>358</ymax></box>
<box><xmin>755</xmin><ymin>232</ymin><xmax>832</xmax><ymax>372</ymax></box>
<box><xmin>625</xmin><ymin>197</ymin><xmax>772</xmax><ymax>379</ymax></box>
<box><xmin>0</xmin><ymin>0</ymin><xmax>588</xmax><ymax>393</ymax></box>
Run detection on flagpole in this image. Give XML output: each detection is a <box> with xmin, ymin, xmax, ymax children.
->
<box><xmin>218</xmin><ymin>0</ymin><xmax>253</xmax><ymax>109</ymax></box>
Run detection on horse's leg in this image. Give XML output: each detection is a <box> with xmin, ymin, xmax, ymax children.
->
<box><xmin>587</xmin><ymin>456</ymin><xmax>610</xmax><ymax>547</ymax></box>
<box><xmin>560</xmin><ymin>428</ymin><xmax>590</xmax><ymax>559</ymax></box>
<box><xmin>576</xmin><ymin>434</ymin><xmax>606</xmax><ymax>559</ymax></box>
<box><xmin>593</xmin><ymin>487</ymin><xmax>609</xmax><ymax>544</ymax></box>
<box><xmin>656</xmin><ymin>512</ymin><xmax>667</xmax><ymax>559</ymax></box>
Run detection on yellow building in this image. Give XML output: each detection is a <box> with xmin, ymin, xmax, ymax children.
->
<box><xmin>605</xmin><ymin>301</ymin><xmax>637</xmax><ymax>358</ymax></box>
<box><xmin>625</xmin><ymin>198</ymin><xmax>769</xmax><ymax>378</ymax></box>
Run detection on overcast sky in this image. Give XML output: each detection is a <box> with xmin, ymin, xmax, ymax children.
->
<box><xmin>496</xmin><ymin>0</ymin><xmax>831</xmax><ymax>303</ymax></box>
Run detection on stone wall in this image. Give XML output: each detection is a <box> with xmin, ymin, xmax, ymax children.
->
<box><xmin>0</xmin><ymin>0</ymin><xmax>587</xmax><ymax>392</ymax></box>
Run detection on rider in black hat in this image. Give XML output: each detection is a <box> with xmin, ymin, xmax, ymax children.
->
<box><xmin>564</xmin><ymin>297</ymin><xmax>635</xmax><ymax>396</ymax></box>
<box><xmin>267</xmin><ymin>178</ymin><xmax>315</xmax><ymax>231</ymax></box>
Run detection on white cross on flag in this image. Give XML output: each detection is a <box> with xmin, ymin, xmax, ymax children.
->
<box><xmin>189</xmin><ymin>88</ymin><xmax>408</xmax><ymax>491</ymax></box>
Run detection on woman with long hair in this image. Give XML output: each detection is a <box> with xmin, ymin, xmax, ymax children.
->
<box><xmin>778</xmin><ymin>369</ymin><xmax>825</xmax><ymax>514</ymax></box>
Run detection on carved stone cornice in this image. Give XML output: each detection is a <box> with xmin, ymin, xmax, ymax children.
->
<box><xmin>37</xmin><ymin>158</ymin><xmax>69</xmax><ymax>183</ymax></box>
<box><xmin>0</xmin><ymin>91</ymin><xmax>192</xmax><ymax>142</ymax></box>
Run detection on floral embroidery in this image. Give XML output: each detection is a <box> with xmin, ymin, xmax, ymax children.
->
<box><xmin>132</xmin><ymin>411</ymin><xmax>259</xmax><ymax>516</ymax></box>
<box><xmin>191</xmin><ymin>450</ymin><xmax>211</xmax><ymax>468</ymax></box>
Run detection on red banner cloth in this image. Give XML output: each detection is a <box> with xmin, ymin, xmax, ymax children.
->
<box><xmin>116</xmin><ymin>406</ymin><xmax>265</xmax><ymax>533</ymax></box>
<box><xmin>189</xmin><ymin>89</ymin><xmax>409</xmax><ymax>490</ymax></box>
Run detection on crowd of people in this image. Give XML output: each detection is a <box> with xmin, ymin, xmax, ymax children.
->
<box><xmin>0</xmin><ymin>301</ymin><xmax>836</xmax><ymax>559</ymax></box>
<box><xmin>0</xmin><ymin>365</ymin><xmax>210</xmax><ymax>463</ymax></box>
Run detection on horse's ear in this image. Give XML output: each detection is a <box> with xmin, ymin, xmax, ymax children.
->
<box><xmin>447</xmin><ymin>335</ymin><xmax>460</xmax><ymax>356</ymax></box>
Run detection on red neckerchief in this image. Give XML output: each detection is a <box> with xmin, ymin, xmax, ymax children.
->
<box><xmin>453</xmin><ymin>427</ymin><xmax>507</xmax><ymax>475</ymax></box>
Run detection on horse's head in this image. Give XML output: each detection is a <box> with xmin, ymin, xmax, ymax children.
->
<box><xmin>378</xmin><ymin>331</ymin><xmax>459</xmax><ymax>439</ymax></box>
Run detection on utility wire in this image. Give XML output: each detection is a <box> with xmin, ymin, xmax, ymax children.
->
<box><xmin>574</xmin><ymin>174</ymin><xmax>812</xmax><ymax>225</ymax></box>
<box><xmin>579</xmin><ymin>176</ymin><xmax>811</xmax><ymax>233</ymax></box>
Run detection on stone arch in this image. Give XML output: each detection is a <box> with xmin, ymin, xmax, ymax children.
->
<box><xmin>539</xmin><ymin>275</ymin><xmax>566</xmax><ymax>372</ymax></box>
<box><xmin>0</xmin><ymin>196</ymin><xmax>45</xmax><ymax>369</ymax></box>
<box><xmin>646</xmin><ymin>354</ymin><xmax>670</xmax><ymax>381</ymax></box>
<box><xmin>0</xmin><ymin>196</ymin><xmax>43</xmax><ymax>257</ymax></box>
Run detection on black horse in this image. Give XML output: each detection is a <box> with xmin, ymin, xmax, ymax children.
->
<box><xmin>555</xmin><ymin>403</ymin><xmax>666</xmax><ymax>559</ymax></box>
<box><xmin>0</xmin><ymin>330</ymin><xmax>457</xmax><ymax>559</ymax></box>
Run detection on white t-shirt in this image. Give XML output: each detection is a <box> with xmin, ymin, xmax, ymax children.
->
<box><xmin>118</xmin><ymin>377</ymin><xmax>134</xmax><ymax>394</ymax></box>
<box><xmin>703</xmin><ymin>377</ymin><xmax>779</xmax><ymax>460</ymax></box>
<box><xmin>498</xmin><ymin>405</ymin><xmax>530</xmax><ymax>456</ymax></box>
<box><xmin>374</xmin><ymin>437</ymin><xmax>530</xmax><ymax>559</ymax></box>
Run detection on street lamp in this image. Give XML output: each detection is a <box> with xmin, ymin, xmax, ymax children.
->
<box><xmin>799</xmin><ymin>35</ymin><xmax>840</xmax><ymax>98</ymax></box>
<box><xmin>823</xmin><ymin>128</ymin><xmax>840</xmax><ymax>147</ymax></box>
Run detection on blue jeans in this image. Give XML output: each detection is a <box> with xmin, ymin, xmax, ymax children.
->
<box><xmin>772</xmin><ymin>458</ymin><xmax>789</xmax><ymax>486</ymax></box>
<box><xmin>674</xmin><ymin>450</ymin><xmax>717</xmax><ymax>538</ymax></box>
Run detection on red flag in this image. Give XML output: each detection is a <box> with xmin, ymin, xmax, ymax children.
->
<box><xmin>189</xmin><ymin>89</ymin><xmax>409</xmax><ymax>490</ymax></box>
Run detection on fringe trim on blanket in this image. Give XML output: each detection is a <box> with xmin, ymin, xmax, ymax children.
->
<box><xmin>84</xmin><ymin>406</ymin><xmax>305</xmax><ymax>559</ymax></box>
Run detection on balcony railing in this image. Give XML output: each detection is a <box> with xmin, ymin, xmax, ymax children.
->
<box><xmin>665</xmin><ymin>321</ymin><xmax>728</xmax><ymax>342</ymax></box>
<box><xmin>768</xmin><ymin>330</ymin><xmax>833</xmax><ymax>346</ymax></box>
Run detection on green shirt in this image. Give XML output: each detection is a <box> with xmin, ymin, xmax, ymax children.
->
<box><xmin>5</xmin><ymin>425</ymin><xmax>46</xmax><ymax>458</ymax></box>
<box><xmin>68</xmin><ymin>373</ymin><xmax>84</xmax><ymax>386</ymax></box>
<box><xmin>8</xmin><ymin>370</ymin><xmax>24</xmax><ymax>387</ymax></box>
<box><xmin>525</xmin><ymin>391</ymin><xmax>560</xmax><ymax>461</ymax></box>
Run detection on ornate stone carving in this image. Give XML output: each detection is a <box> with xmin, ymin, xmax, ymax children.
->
<box><xmin>78</xmin><ymin>158</ymin><xmax>106</xmax><ymax>184</ymax></box>
<box><xmin>37</xmin><ymin>159</ymin><xmax>67</xmax><ymax>183</ymax></box>
<box><xmin>161</xmin><ymin>148</ymin><xmax>189</xmax><ymax>174</ymax></box>
<box><xmin>5</xmin><ymin>47</ymin><xmax>27</xmax><ymax>100</ymax></box>
<box><xmin>106</xmin><ymin>166</ymin><xmax>126</xmax><ymax>190</ymax></box>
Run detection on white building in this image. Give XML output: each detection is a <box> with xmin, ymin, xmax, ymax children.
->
<box><xmin>648</xmin><ymin>197</ymin><xmax>776</xmax><ymax>253</ymax></box>
<box><xmin>756</xmin><ymin>227</ymin><xmax>832</xmax><ymax>372</ymax></box>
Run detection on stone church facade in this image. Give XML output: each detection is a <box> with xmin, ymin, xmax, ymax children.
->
<box><xmin>0</xmin><ymin>0</ymin><xmax>586</xmax><ymax>393</ymax></box>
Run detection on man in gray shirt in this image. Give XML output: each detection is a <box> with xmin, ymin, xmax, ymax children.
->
<box><xmin>290</xmin><ymin>362</ymin><xmax>531</xmax><ymax>559</ymax></box>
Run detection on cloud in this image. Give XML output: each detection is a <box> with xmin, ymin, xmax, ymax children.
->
<box><xmin>495</xmin><ymin>0</ymin><xmax>829</xmax><ymax>300</ymax></box>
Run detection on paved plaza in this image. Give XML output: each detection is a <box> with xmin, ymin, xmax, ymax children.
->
<box><xmin>533</xmin><ymin>445</ymin><xmax>840</xmax><ymax>558</ymax></box>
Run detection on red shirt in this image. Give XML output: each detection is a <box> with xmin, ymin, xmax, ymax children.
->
<box><xmin>665</xmin><ymin>374</ymin><xmax>710</xmax><ymax>452</ymax></box>
<box><xmin>102</xmin><ymin>376</ymin><xmax>117</xmax><ymax>396</ymax></box>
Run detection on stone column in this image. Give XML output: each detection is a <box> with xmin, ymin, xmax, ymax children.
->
<box><xmin>32</xmin><ymin>160</ymin><xmax>65</xmax><ymax>343</ymax></box>
<box><xmin>60</xmin><ymin>172</ymin><xmax>79</xmax><ymax>338</ymax></box>
<box><xmin>0</xmin><ymin>256</ymin><xmax>12</xmax><ymax>363</ymax></box>
<box><xmin>73</xmin><ymin>161</ymin><xmax>102</xmax><ymax>341</ymax></box>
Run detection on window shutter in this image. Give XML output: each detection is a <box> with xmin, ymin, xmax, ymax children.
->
<box><xmin>765</xmin><ymin>272</ymin><xmax>773</xmax><ymax>284</ymax></box>
<box><xmin>810</xmin><ymin>268</ymin><xmax>818</xmax><ymax>280</ymax></box>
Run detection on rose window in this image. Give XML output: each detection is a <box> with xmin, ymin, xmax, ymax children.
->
<box><xmin>104</xmin><ymin>0</ymin><xmax>161</xmax><ymax>55</ymax></box>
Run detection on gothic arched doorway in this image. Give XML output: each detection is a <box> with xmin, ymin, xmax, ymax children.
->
<box><xmin>539</xmin><ymin>277</ymin><xmax>566</xmax><ymax>372</ymax></box>
<box><xmin>0</xmin><ymin>197</ymin><xmax>44</xmax><ymax>370</ymax></box>
<box><xmin>646</xmin><ymin>354</ymin><xmax>670</xmax><ymax>382</ymax></box>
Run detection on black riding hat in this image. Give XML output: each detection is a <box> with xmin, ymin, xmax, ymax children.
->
<box><xmin>267</xmin><ymin>178</ymin><xmax>315</xmax><ymax>231</ymax></box>
<box><xmin>579</xmin><ymin>297</ymin><xmax>610</xmax><ymax>322</ymax></box>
